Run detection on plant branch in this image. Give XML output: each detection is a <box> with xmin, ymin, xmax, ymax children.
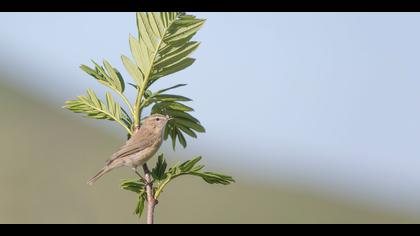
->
<box><xmin>143</xmin><ymin>163</ymin><xmax>157</xmax><ymax>224</ymax></box>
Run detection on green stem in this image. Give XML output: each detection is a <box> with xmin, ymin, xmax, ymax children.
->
<box><xmin>154</xmin><ymin>173</ymin><xmax>186</xmax><ymax>199</ymax></box>
<box><xmin>154</xmin><ymin>177</ymin><xmax>171</xmax><ymax>199</ymax></box>
<box><xmin>142</xmin><ymin>164</ymin><xmax>156</xmax><ymax>224</ymax></box>
<box><xmin>134</xmin><ymin>85</ymin><xmax>145</xmax><ymax>127</ymax></box>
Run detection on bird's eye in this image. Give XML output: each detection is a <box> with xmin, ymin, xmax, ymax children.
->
<box><xmin>156</xmin><ymin>118</ymin><xmax>160</xmax><ymax>121</ymax></box>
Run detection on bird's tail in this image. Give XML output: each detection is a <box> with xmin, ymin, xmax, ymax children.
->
<box><xmin>87</xmin><ymin>166</ymin><xmax>111</xmax><ymax>185</ymax></box>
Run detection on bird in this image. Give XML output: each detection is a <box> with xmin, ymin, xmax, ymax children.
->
<box><xmin>87</xmin><ymin>113</ymin><xmax>171</xmax><ymax>185</ymax></box>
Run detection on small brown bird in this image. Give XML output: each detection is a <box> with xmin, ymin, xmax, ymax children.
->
<box><xmin>87</xmin><ymin>114</ymin><xmax>171</xmax><ymax>185</ymax></box>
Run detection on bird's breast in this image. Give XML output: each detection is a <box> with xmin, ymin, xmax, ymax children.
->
<box><xmin>128</xmin><ymin>136</ymin><xmax>163</xmax><ymax>167</ymax></box>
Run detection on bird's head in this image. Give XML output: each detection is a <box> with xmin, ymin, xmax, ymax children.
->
<box><xmin>141</xmin><ymin>113</ymin><xmax>172</xmax><ymax>132</ymax></box>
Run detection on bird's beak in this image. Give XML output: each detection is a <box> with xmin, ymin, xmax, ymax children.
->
<box><xmin>166</xmin><ymin>115</ymin><xmax>173</xmax><ymax>121</ymax></box>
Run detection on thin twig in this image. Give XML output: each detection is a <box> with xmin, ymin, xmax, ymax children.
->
<box><xmin>143</xmin><ymin>163</ymin><xmax>157</xmax><ymax>224</ymax></box>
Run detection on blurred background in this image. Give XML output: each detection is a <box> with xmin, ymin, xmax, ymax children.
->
<box><xmin>1</xmin><ymin>13</ymin><xmax>420</xmax><ymax>223</ymax></box>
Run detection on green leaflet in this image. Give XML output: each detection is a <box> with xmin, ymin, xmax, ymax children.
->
<box><xmin>153</xmin><ymin>58</ymin><xmax>196</xmax><ymax>81</ymax></box>
<box><xmin>80</xmin><ymin>64</ymin><xmax>98</xmax><ymax>78</ymax></box>
<box><xmin>121</xmin><ymin>179</ymin><xmax>146</xmax><ymax>194</ymax></box>
<box><xmin>121</xmin><ymin>55</ymin><xmax>143</xmax><ymax>86</ymax></box>
<box><xmin>165</xmin><ymin>18</ymin><xmax>205</xmax><ymax>45</ymax></box>
<box><xmin>152</xmin><ymin>94</ymin><xmax>192</xmax><ymax>102</ymax></box>
<box><xmin>177</xmin><ymin>125</ymin><xmax>197</xmax><ymax>138</ymax></box>
<box><xmin>176</xmin><ymin>129</ymin><xmax>187</xmax><ymax>148</ymax></box>
<box><xmin>80</xmin><ymin>61</ymin><xmax>125</xmax><ymax>93</ymax></box>
<box><xmin>193</xmin><ymin>172</ymin><xmax>236</xmax><ymax>185</ymax></box>
<box><xmin>129</xmin><ymin>35</ymin><xmax>150</xmax><ymax>76</ymax></box>
<box><xmin>163</xmin><ymin>109</ymin><xmax>199</xmax><ymax>123</ymax></box>
<box><xmin>146</xmin><ymin>12</ymin><xmax>163</xmax><ymax>39</ymax></box>
<box><xmin>155</xmin><ymin>84</ymin><xmax>187</xmax><ymax>94</ymax></box>
<box><xmin>154</xmin><ymin>41</ymin><xmax>200</xmax><ymax>69</ymax></box>
<box><xmin>179</xmin><ymin>156</ymin><xmax>202</xmax><ymax>172</ymax></box>
<box><xmin>174</xmin><ymin>117</ymin><xmax>205</xmax><ymax>133</ymax></box>
<box><xmin>152</xmin><ymin>101</ymin><xmax>194</xmax><ymax>113</ymax></box>
<box><xmin>103</xmin><ymin>60</ymin><xmax>125</xmax><ymax>93</ymax></box>
<box><xmin>136</xmin><ymin>12</ymin><xmax>158</xmax><ymax>51</ymax></box>
<box><xmin>151</xmin><ymin>154</ymin><xmax>167</xmax><ymax>181</ymax></box>
<box><xmin>170</xmin><ymin>127</ymin><xmax>177</xmax><ymax>150</ymax></box>
<box><xmin>134</xmin><ymin>195</ymin><xmax>146</xmax><ymax>218</ymax></box>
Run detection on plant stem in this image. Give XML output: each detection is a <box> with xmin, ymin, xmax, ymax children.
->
<box><xmin>143</xmin><ymin>163</ymin><xmax>157</xmax><ymax>224</ymax></box>
<box><xmin>133</xmin><ymin>86</ymin><xmax>144</xmax><ymax>128</ymax></box>
<box><xmin>154</xmin><ymin>172</ymin><xmax>186</xmax><ymax>199</ymax></box>
<box><xmin>154</xmin><ymin>177</ymin><xmax>171</xmax><ymax>200</ymax></box>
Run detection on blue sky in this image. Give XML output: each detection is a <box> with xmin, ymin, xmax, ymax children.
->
<box><xmin>1</xmin><ymin>13</ymin><xmax>420</xmax><ymax>214</ymax></box>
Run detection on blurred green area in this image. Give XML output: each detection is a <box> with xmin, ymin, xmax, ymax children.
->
<box><xmin>0</xmin><ymin>80</ymin><xmax>418</xmax><ymax>224</ymax></box>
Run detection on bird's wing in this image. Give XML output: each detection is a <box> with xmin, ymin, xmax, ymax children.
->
<box><xmin>106</xmin><ymin>132</ymin><xmax>156</xmax><ymax>165</ymax></box>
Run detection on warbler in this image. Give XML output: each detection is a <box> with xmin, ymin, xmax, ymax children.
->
<box><xmin>87</xmin><ymin>114</ymin><xmax>171</xmax><ymax>185</ymax></box>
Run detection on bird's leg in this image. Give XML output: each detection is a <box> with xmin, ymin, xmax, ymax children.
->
<box><xmin>133</xmin><ymin>167</ymin><xmax>147</xmax><ymax>183</ymax></box>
